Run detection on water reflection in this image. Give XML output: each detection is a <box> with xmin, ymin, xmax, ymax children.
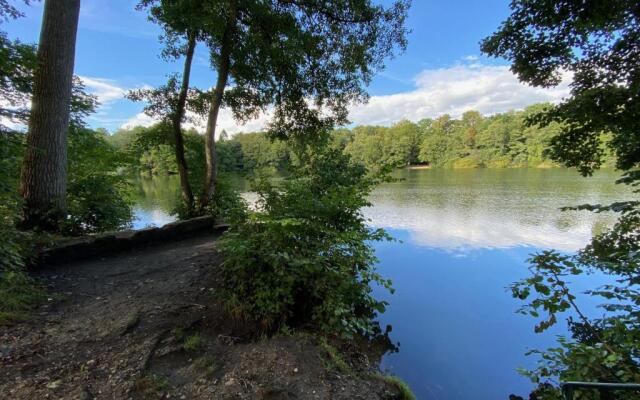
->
<box><xmin>131</xmin><ymin>174</ymin><xmax>180</xmax><ymax>229</ymax></box>
<box><xmin>366</xmin><ymin>169</ymin><xmax>630</xmax><ymax>251</ymax></box>
<box><xmin>366</xmin><ymin>169</ymin><xmax>632</xmax><ymax>399</ymax></box>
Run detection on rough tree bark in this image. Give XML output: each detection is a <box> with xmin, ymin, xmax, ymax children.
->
<box><xmin>171</xmin><ymin>31</ymin><xmax>196</xmax><ymax>215</ymax></box>
<box><xmin>200</xmin><ymin>1</ymin><xmax>237</xmax><ymax>210</ymax></box>
<box><xmin>20</xmin><ymin>0</ymin><xmax>81</xmax><ymax>230</ymax></box>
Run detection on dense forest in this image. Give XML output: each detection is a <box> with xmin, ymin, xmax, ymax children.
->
<box><xmin>108</xmin><ymin>102</ymin><xmax>614</xmax><ymax>176</ymax></box>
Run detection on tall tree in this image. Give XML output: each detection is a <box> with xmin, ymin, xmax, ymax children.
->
<box><xmin>132</xmin><ymin>0</ymin><xmax>210</xmax><ymax>216</ymax></box>
<box><xmin>20</xmin><ymin>0</ymin><xmax>81</xmax><ymax>230</ymax></box>
<box><xmin>196</xmin><ymin>0</ymin><xmax>410</xmax><ymax>209</ymax></box>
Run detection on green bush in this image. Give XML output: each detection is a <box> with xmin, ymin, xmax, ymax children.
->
<box><xmin>0</xmin><ymin>211</ymin><xmax>45</xmax><ymax>325</ymax></box>
<box><xmin>62</xmin><ymin>174</ymin><xmax>133</xmax><ymax>235</ymax></box>
<box><xmin>139</xmin><ymin>144</ymin><xmax>176</xmax><ymax>175</ymax></box>
<box><xmin>1</xmin><ymin>127</ymin><xmax>134</xmax><ymax>236</ymax></box>
<box><xmin>207</xmin><ymin>174</ymin><xmax>248</xmax><ymax>225</ymax></box>
<box><xmin>0</xmin><ymin>263</ymin><xmax>45</xmax><ymax>325</ymax></box>
<box><xmin>217</xmin><ymin>144</ymin><xmax>393</xmax><ymax>337</ymax></box>
<box><xmin>182</xmin><ymin>333</ymin><xmax>203</xmax><ymax>352</ymax></box>
<box><xmin>0</xmin><ymin>131</ymin><xmax>45</xmax><ymax>324</ymax></box>
<box><xmin>61</xmin><ymin>127</ymin><xmax>133</xmax><ymax>235</ymax></box>
<box><xmin>171</xmin><ymin>173</ymin><xmax>248</xmax><ymax>224</ymax></box>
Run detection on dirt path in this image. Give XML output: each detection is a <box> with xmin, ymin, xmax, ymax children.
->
<box><xmin>0</xmin><ymin>233</ymin><xmax>401</xmax><ymax>400</ymax></box>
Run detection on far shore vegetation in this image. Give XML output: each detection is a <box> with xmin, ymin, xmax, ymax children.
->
<box><xmin>108</xmin><ymin>102</ymin><xmax>616</xmax><ymax>178</ymax></box>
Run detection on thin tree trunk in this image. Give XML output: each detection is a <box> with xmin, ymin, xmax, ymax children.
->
<box><xmin>20</xmin><ymin>0</ymin><xmax>81</xmax><ymax>231</ymax></box>
<box><xmin>171</xmin><ymin>31</ymin><xmax>196</xmax><ymax>215</ymax></box>
<box><xmin>200</xmin><ymin>1</ymin><xmax>237</xmax><ymax>210</ymax></box>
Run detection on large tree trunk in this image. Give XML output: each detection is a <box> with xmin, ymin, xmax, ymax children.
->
<box><xmin>20</xmin><ymin>0</ymin><xmax>81</xmax><ymax>231</ymax></box>
<box><xmin>200</xmin><ymin>2</ymin><xmax>237</xmax><ymax>210</ymax></box>
<box><xmin>171</xmin><ymin>31</ymin><xmax>196</xmax><ymax>215</ymax></box>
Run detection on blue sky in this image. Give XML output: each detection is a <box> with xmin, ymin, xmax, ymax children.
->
<box><xmin>4</xmin><ymin>0</ymin><xmax>570</xmax><ymax>133</ymax></box>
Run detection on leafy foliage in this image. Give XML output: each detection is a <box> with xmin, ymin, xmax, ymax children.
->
<box><xmin>0</xmin><ymin>0</ymin><xmax>36</xmax><ymax>134</ymax></box>
<box><xmin>109</xmin><ymin>124</ymin><xmax>204</xmax><ymax>177</ymax></box>
<box><xmin>188</xmin><ymin>0</ymin><xmax>411</xmax><ymax>141</ymax></box>
<box><xmin>61</xmin><ymin>127</ymin><xmax>134</xmax><ymax>235</ymax></box>
<box><xmin>0</xmin><ymin>180</ymin><xmax>40</xmax><ymax>325</ymax></box>
<box><xmin>126</xmin><ymin>74</ymin><xmax>208</xmax><ymax>133</ymax></box>
<box><xmin>482</xmin><ymin>0</ymin><xmax>640</xmax><ymax>176</ymax></box>
<box><xmin>483</xmin><ymin>1</ymin><xmax>640</xmax><ymax>397</ymax></box>
<box><xmin>136</xmin><ymin>0</ymin><xmax>410</xmax><ymax>210</ymax></box>
<box><xmin>205</xmin><ymin>174</ymin><xmax>247</xmax><ymax>224</ymax></box>
<box><xmin>509</xmin><ymin>193</ymin><xmax>640</xmax><ymax>398</ymax></box>
<box><xmin>0</xmin><ymin>254</ymin><xmax>45</xmax><ymax>325</ymax></box>
<box><xmin>171</xmin><ymin>172</ymin><xmax>247</xmax><ymax>224</ymax></box>
<box><xmin>217</xmin><ymin>144</ymin><xmax>393</xmax><ymax>337</ymax></box>
<box><xmin>0</xmin><ymin>129</ymin><xmax>43</xmax><ymax>326</ymax></box>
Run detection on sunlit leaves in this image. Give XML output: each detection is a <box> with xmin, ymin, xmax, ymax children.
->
<box><xmin>484</xmin><ymin>2</ymin><xmax>640</xmax><ymax>396</ymax></box>
<box><xmin>482</xmin><ymin>0</ymin><xmax>640</xmax><ymax>176</ymax></box>
<box><xmin>217</xmin><ymin>143</ymin><xmax>393</xmax><ymax>337</ymax></box>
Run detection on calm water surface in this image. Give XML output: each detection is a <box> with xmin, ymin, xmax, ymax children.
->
<box><xmin>131</xmin><ymin>169</ymin><xmax>633</xmax><ymax>400</ymax></box>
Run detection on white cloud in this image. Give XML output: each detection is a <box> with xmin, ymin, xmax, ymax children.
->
<box><xmin>347</xmin><ymin>64</ymin><xmax>572</xmax><ymax>126</ymax></box>
<box><xmin>121</xmin><ymin>107</ymin><xmax>272</xmax><ymax>136</ymax></box>
<box><xmin>120</xmin><ymin>63</ymin><xmax>573</xmax><ymax>134</ymax></box>
<box><xmin>365</xmin><ymin>202</ymin><xmax>594</xmax><ymax>251</ymax></box>
<box><xmin>78</xmin><ymin>76</ymin><xmax>128</xmax><ymax>105</ymax></box>
<box><xmin>120</xmin><ymin>112</ymin><xmax>157</xmax><ymax>130</ymax></box>
<box><xmin>239</xmin><ymin>180</ymin><xmax>614</xmax><ymax>252</ymax></box>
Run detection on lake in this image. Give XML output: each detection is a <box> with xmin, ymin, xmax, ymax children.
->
<box><xmin>131</xmin><ymin>168</ymin><xmax>633</xmax><ymax>400</ymax></box>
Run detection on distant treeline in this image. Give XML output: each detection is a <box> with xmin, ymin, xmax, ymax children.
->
<box><xmin>107</xmin><ymin>103</ymin><xmax>614</xmax><ymax>175</ymax></box>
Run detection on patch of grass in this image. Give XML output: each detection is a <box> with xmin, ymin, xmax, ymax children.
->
<box><xmin>172</xmin><ymin>327</ymin><xmax>185</xmax><ymax>342</ymax></box>
<box><xmin>183</xmin><ymin>333</ymin><xmax>203</xmax><ymax>353</ymax></box>
<box><xmin>206</xmin><ymin>361</ymin><xmax>219</xmax><ymax>376</ymax></box>
<box><xmin>371</xmin><ymin>374</ymin><xmax>416</xmax><ymax>400</ymax></box>
<box><xmin>133</xmin><ymin>374</ymin><xmax>170</xmax><ymax>395</ymax></box>
<box><xmin>0</xmin><ymin>269</ymin><xmax>45</xmax><ymax>326</ymax></box>
<box><xmin>319</xmin><ymin>338</ymin><xmax>352</xmax><ymax>375</ymax></box>
<box><xmin>278</xmin><ymin>325</ymin><xmax>294</xmax><ymax>336</ymax></box>
<box><xmin>194</xmin><ymin>357</ymin><xmax>220</xmax><ymax>376</ymax></box>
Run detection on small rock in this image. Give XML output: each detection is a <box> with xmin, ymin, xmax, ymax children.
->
<box><xmin>293</xmin><ymin>368</ymin><xmax>298</xmax><ymax>373</ymax></box>
<box><xmin>46</xmin><ymin>380</ymin><xmax>62</xmax><ymax>389</ymax></box>
<box><xmin>0</xmin><ymin>345</ymin><xmax>14</xmax><ymax>358</ymax></box>
<box><xmin>70</xmin><ymin>386</ymin><xmax>92</xmax><ymax>400</ymax></box>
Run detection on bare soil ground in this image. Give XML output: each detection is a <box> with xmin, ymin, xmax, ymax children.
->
<box><xmin>0</xmin><ymin>233</ymin><xmax>402</xmax><ymax>400</ymax></box>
